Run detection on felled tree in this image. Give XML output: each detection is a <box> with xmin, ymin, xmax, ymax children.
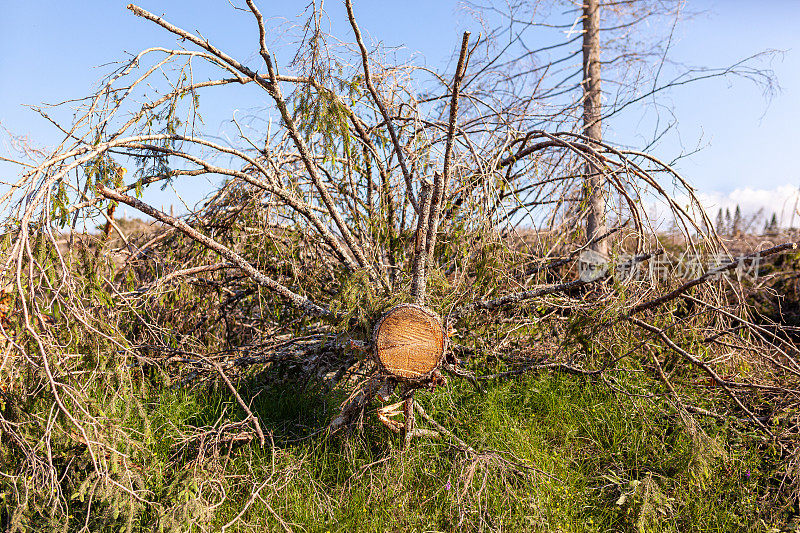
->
<box><xmin>3</xmin><ymin>1</ymin><xmax>800</xmax><ymax>526</ymax></box>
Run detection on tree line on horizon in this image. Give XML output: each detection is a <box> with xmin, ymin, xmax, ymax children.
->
<box><xmin>714</xmin><ymin>205</ymin><xmax>780</xmax><ymax>235</ymax></box>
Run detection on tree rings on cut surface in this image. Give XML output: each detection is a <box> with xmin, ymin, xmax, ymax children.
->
<box><xmin>373</xmin><ymin>304</ymin><xmax>445</xmax><ymax>380</ymax></box>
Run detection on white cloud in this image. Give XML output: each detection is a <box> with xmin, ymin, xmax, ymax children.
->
<box><xmin>698</xmin><ymin>184</ymin><xmax>800</xmax><ymax>228</ymax></box>
<box><xmin>639</xmin><ymin>184</ymin><xmax>800</xmax><ymax>232</ymax></box>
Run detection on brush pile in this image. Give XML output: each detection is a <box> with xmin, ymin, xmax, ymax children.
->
<box><xmin>2</xmin><ymin>1</ymin><xmax>800</xmax><ymax>530</ymax></box>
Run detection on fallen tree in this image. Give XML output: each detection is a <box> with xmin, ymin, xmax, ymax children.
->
<box><xmin>2</xmin><ymin>1</ymin><xmax>799</xmax><ymax>530</ymax></box>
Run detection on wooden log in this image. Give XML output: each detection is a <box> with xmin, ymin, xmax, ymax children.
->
<box><xmin>373</xmin><ymin>304</ymin><xmax>445</xmax><ymax>381</ymax></box>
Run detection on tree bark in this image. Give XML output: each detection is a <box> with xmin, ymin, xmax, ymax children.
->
<box><xmin>582</xmin><ymin>0</ymin><xmax>608</xmax><ymax>255</ymax></box>
<box><xmin>411</xmin><ymin>181</ymin><xmax>433</xmax><ymax>305</ymax></box>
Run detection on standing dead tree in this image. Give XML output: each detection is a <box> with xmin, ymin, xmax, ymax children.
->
<box><xmin>582</xmin><ymin>0</ymin><xmax>607</xmax><ymax>255</ymax></box>
<box><xmin>1</xmin><ymin>1</ymin><xmax>799</xmax><ymax>529</ymax></box>
<box><xmin>460</xmin><ymin>0</ymin><xmax>777</xmax><ymax>254</ymax></box>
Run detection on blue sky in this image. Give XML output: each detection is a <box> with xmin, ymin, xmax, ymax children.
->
<box><xmin>2</xmin><ymin>1</ymin><xmax>799</xmax><ymax>223</ymax></box>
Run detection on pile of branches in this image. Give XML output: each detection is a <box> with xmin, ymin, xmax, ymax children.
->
<box><xmin>1</xmin><ymin>1</ymin><xmax>799</xmax><ymax>528</ymax></box>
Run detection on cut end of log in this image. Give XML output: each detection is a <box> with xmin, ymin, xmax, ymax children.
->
<box><xmin>373</xmin><ymin>304</ymin><xmax>445</xmax><ymax>380</ymax></box>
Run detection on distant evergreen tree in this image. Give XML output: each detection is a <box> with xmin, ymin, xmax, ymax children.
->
<box><xmin>767</xmin><ymin>212</ymin><xmax>779</xmax><ymax>234</ymax></box>
<box><xmin>733</xmin><ymin>205</ymin><xmax>742</xmax><ymax>235</ymax></box>
<box><xmin>724</xmin><ymin>208</ymin><xmax>732</xmax><ymax>235</ymax></box>
<box><xmin>716</xmin><ymin>208</ymin><xmax>724</xmax><ymax>234</ymax></box>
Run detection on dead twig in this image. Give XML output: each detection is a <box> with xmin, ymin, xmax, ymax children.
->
<box><xmin>199</xmin><ymin>355</ymin><xmax>266</xmax><ymax>447</ymax></box>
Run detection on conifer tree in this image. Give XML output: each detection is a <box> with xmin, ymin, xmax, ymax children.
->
<box><xmin>733</xmin><ymin>205</ymin><xmax>742</xmax><ymax>235</ymax></box>
<box><xmin>725</xmin><ymin>208</ymin><xmax>732</xmax><ymax>235</ymax></box>
<box><xmin>768</xmin><ymin>212</ymin><xmax>779</xmax><ymax>234</ymax></box>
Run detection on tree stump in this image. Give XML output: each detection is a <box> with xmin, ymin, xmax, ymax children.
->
<box><xmin>372</xmin><ymin>304</ymin><xmax>445</xmax><ymax>381</ymax></box>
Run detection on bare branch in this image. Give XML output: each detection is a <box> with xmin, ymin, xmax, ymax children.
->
<box><xmin>345</xmin><ymin>0</ymin><xmax>417</xmax><ymax>212</ymax></box>
<box><xmin>627</xmin><ymin>242</ymin><xmax>797</xmax><ymax>316</ymax></box>
<box><xmin>425</xmin><ymin>31</ymin><xmax>472</xmax><ymax>267</ymax></box>
<box><xmin>99</xmin><ymin>187</ymin><xmax>332</xmax><ymax>318</ymax></box>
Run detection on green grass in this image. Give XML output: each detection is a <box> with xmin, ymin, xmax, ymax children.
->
<box><xmin>2</xmin><ymin>361</ymin><xmax>785</xmax><ymax>532</ymax></box>
<box><xmin>51</xmin><ymin>370</ymin><xmax>774</xmax><ymax>532</ymax></box>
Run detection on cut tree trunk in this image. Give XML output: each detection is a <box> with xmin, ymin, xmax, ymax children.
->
<box><xmin>373</xmin><ymin>304</ymin><xmax>445</xmax><ymax>381</ymax></box>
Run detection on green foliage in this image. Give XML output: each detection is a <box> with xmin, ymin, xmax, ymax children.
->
<box><xmin>84</xmin><ymin>154</ymin><xmax>126</xmax><ymax>193</ymax></box>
